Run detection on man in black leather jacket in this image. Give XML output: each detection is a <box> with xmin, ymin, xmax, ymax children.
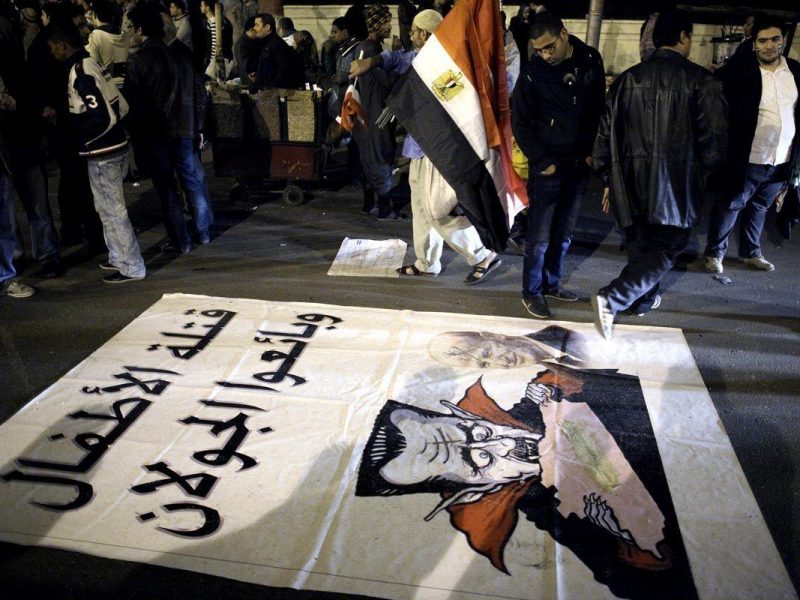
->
<box><xmin>512</xmin><ymin>11</ymin><xmax>606</xmax><ymax>320</ymax></box>
<box><xmin>124</xmin><ymin>4</ymin><xmax>207</xmax><ymax>253</ymax></box>
<box><xmin>592</xmin><ymin>9</ymin><xmax>727</xmax><ymax>339</ymax></box>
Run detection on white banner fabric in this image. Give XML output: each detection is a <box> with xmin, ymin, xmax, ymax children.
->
<box><xmin>0</xmin><ymin>294</ymin><xmax>794</xmax><ymax>600</ymax></box>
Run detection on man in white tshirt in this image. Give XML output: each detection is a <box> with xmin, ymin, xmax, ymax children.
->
<box><xmin>169</xmin><ymin>0</ymin><xmax>193</xmax><ymax>50</ymax></box>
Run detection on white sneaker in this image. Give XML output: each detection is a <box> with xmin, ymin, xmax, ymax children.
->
<box><xmin>738</xmin><ymin>256</ymin><xmax>774</xmax><ymax>271</ymax></box>
<box><xmin>703</xmin><ymin>256</ymin><xmax>723</xmax><ymax>273</ymax></box>
<box><xmin>2</xmin><ymin>280</ymin><xmax>36</xmax><ymax>298</ymax></box>
<box><xmin>592</xmin><ymin>294</ymin><xmax>614</xmax><ymax>339</ymax></box>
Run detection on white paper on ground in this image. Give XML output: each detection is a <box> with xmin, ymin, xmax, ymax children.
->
<box><xmin>327</xmin><ymin>237</ymin><xmax>407</xmax><ymax>277</ymax></box>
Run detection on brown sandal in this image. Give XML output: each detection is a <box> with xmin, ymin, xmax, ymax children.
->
<box><xmin>397</xmin><ymin>264</ymin><xmax>437</xmax><ymax>276</ymax></box>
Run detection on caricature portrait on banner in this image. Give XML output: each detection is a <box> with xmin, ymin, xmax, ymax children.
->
<box><xmin>0</xmin><ymin>294</ymin><xmax>794</xmax><ymax>600</ymax></box>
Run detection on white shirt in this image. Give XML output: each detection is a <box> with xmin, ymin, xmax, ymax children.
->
<box><xmin>749</xmin><ymin>56</ymin><xmax>798</xmax><ymax>165</ymax></box>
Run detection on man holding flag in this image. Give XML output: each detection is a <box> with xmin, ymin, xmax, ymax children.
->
<box><xmin>350</xmin><ymin>9</ymin><xmax>501</xmax><ymax>283</ymax></box>
<box><xmin>512</xmin><ymin>12</ymin><xmax>605</xmax><ymax>319</ymax></box>
<box><xmin>355</xmin><ymin>0</ymin><xmax>527</xmax><ymax>266</ymax></box>
<box><xmin>342</xmin><ymin>4</ymin><xmax>400</xmax><ymax>220</ymax></box>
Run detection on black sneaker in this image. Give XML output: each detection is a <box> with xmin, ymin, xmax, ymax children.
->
<box><xmin>99</xmin><ymin>261</ymin><xmax>119</xmax><ymax>271</ymax></box>
<box><xmin>103</xmin><ymin>272</ymin><xmax>144</xmax><ymax>284</ymax></box>
<box><xmin>632</xmin><ymin>294</ymin><xmax>661</xmax><ymax>317</ymax></box>
<box><xmin>37</xmin><ymin>260</ymin><xmax>64</xmax><ymax>279</ymax></box>
<box><xmin>377</xmin><ymin>209</ymin><xmax>408</xmax><ymax>221</ymax></box>
<box><xmin>506</xmin><ymin>237</ymin><xmax>524</xmax><ymax>255</ymax></box>
<box><xmin>545</xmin><ymin>288</ymin><xmax>578</xmax><ymax>302</ymax></box>
<box><xmin>521</xmin><ymin>295</ymin><xmax>551</xmax><ymax>319</ymax></box>
<box><xmin>160</xmin><ymin>241</ymin><xmax>192</xmax><ymax>255</ymax></box>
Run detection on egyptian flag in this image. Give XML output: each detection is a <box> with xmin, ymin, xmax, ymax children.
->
<box><xmin>386</xmin><ymin>0</ymin><xmax>528</xmax><ymax>252</ymax></box>
<box><xmin>339</xmin><ymin>82</ymin><xmax>366</xmax><ymax>132</ymax></box>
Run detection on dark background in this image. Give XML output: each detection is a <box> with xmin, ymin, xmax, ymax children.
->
<box><xmin>283</xmin><ymin>1</ymin><xmax>800</xmax><ymax>22</ymax></box>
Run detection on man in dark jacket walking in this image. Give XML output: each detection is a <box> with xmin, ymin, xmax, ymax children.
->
<box><xmin>350</xmin><ymin>3</ymin><xmax>398</xmax><ymax>220</ymax></box>
<box><xmin>592</xmin><ymin>9</ymin><xmax>727</xmax><ymax>339</ymax></box>
<box><xmin>703</xmin><ymin>15</ymin><xmax>800</xmax><ymax>274</ymax></box>
<box><xmin>512</xmin><ymin>12</ymin><xmax>606</xmax><ymax>319</ymax></box>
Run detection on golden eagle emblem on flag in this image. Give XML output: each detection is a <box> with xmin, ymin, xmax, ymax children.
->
<box><xmin>431</xmin><ymin>70</ymin><xmax>465</xmax><ymax>102</ymax></box>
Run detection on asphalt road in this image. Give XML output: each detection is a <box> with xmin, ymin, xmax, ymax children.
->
<box><xmin>0</xmin><ymin>155</ymin><xmax>798</xmax><ymax>599</ymax></box>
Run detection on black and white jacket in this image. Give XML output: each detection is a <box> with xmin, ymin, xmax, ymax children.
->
<box><xmin>66</xmin><ymin>50</ymin><xmax>128</xmax><ymax>158</ymax></box>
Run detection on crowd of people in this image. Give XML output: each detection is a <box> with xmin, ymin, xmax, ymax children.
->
<box><xmin>514</xmin><ymin>7</ymin><xmax>798</xmax><ymax>339</ymax></box>
<box><xmin>348</xmin><ymin>4</ymin><xmax>798</xmax><ymax>338</ymax></box>
<box><xmin>1</xmin><ymin>1</ymin><xmax>798</xmax><ymax>341</ymax></box>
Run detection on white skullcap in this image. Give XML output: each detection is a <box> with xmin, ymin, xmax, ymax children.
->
<box><xmin>412</xmin><ymin>9</ymin><xmax>443</xmax><ymax>34</ymax></box>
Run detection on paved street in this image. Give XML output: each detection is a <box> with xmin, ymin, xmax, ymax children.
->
<box><xmin>1</xmin><ymin>152</ymin><xmax>798</xmax><ymax>598</ymax></box>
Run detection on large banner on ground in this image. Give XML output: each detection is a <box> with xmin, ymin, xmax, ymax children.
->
<box><xmin>0</xmin><ymin>294</ymin><xmax>794</xmax><ymax>600</ymax></box>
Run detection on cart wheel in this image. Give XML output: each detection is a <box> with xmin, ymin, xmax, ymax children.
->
<box><xmin>282</xmin><ymin>184</ymin><xmax>306</xmax><ymax>206</ymax></box>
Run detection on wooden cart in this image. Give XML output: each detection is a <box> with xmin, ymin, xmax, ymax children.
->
<box><xmin>208</xmin><ymin>84</ymin><xmax>330</xmax><ymax>205</ymax></box>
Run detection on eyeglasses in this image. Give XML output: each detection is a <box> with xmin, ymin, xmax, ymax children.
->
<box><xmin>531</xmin><ymin>37</ymin><xmax>559</xmax><ymax>57</ymax></box>
<box><xmin>410</xmin><ymin>27</ymin><xmax>424</xmax><ymax>36</ymax></box>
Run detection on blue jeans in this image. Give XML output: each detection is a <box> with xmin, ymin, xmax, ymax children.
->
<box><xmin>147</xmin><ymin>137</ymin><xmax>213</xmax><ymax>247</ymax></box>
<box><xmin>148</xmin><ymin>138</ymin><xmax>190</xmax><ymax>249</ymax></box>
<box><xmin>9</xmin><ymin>159</ymin><xmax>60</xmax><ymax>262</ymax></box>
<box><xmin>522</xmin><ymin>167</ymin><xmax>588</xmax><ymax>296</ymax></box>
<box><xmin>0</xmin><ymin>169</ymin><xmax>16</xmax><ymax>284</ymax></box>
<box><xmin>174</xmin><ymin>138</ymin><xmax>213</xmax><ymax>239</ymax></box>
<box><xmin>705</xmin><ymin>162</ymin><xmax>789</xmax><ymax>259</ymax></box>
<box><xmin>86</xmin><ymin>152</ymin><xmax>146</xmax><ymax>278</ymax></box>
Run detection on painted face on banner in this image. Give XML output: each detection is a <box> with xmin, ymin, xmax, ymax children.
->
<box><xmin>428</xmin><ymin>331</ymin><xmax>553</xmax><ymax>369</ymax></box>
<box><xmin>379</xmin><ymin>405</ymin><xmax>542</xmax><ymax>487</ymax></box>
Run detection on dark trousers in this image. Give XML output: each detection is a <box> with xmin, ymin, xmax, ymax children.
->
<box><xmin>9</xmin><ymin>157</ymin><xmax>60</xmax><ymax>263</ymax></box>
<box><xmin>522</xmin><ymin>167</ymin><xmax>588</xmax><ymax>296</ymax></box>
<box><xmin>705</xmin><ymin>162</ymin><xmax>789</xmax><ymax>259</ymax></box>
<box><xmin>145</xmin><ymin>137</ymin><xmax>191</xmax><ymax>250</ymax></box>
<box><xmin>56</xmin><ymin>141</ymin><xmax>106</xmax><ymax>253</ymax></box>
<box><xmin>602</xmin><ymin>220</ymin><xmax>691</xmax><ymax>315</ymax></box>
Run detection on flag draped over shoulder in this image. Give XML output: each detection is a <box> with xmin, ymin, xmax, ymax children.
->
<box><xmin>385</xmin><ymin>0</ymin><xmax>528</xmax><ymax>252</ymax></box>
